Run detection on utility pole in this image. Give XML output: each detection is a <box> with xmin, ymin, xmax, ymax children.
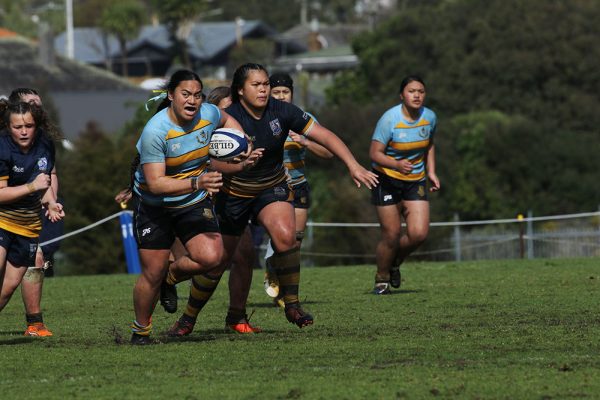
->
<box><xmin>300</xmin><ymin>0</ymin><xmax>308</xmax><ymax>26</ymax></box>
<box><xmin>65</xmin><ymin>0</ymin><xmax>74</xmax><ymax>58</ymax></box>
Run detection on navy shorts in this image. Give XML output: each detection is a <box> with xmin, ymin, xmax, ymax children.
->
<box><xmin>370</xmin><ymin>170</ymin><xmax>428</xmax><ymax>206</ymax></box>
<box><xmin>291</xmin><ymin>181</ymin><xmax>311</xmax><ymax>209</ymax></box>
<box><xmin>0</xmin><ymin>227</ymin><xmax>38</xmax><ymax>267</ymax></box>
<box><xmin>215</xmin><ymin>182</ymin><xmax>293</xmax><ymax>236</ymax></box>
<box><xmin>133</xmin><ymin>198</ymin><xmax>220</xmax><ymax>250</ymax></box>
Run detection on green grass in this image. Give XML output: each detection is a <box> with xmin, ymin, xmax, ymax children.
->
<box><xmin>2</xmin><ymin>258</ymin><xmax>600</xmax><ymax>399</ymax></box>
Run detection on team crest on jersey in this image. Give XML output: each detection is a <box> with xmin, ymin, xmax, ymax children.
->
<box><xmin>269</xmin><ymin>119</ymin><xmax>283</xmax><ymax>136</ymax></box>
<box><xmin>203</xmin><ymin>208</ymin><xmax>214</xmax><ymax>220</ymax></box>
<box><xmin>37</xmin><ymin>157</ymin><xmax>48</xmax><ymax>172</ymax></box>
<box><xmin>197</xmin><ymin>131</ymin><xmax>208</xmax><ymax>143</ymax></box>
<box><xmin>419</xmin><ymin>127</ymin><xmax>429</xmax><ymax>138</ymax></box>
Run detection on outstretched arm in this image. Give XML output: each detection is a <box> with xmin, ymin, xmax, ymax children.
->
<box><xmin>306</xmin><ymin>124</ymin><xmax>378</xmax><ymax>189</ymax></box>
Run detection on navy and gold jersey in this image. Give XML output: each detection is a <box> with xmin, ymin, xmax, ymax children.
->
<box><xmin>0</xmin><ymin>133</ymin><xmax>56</xmax><ymax>237</ymax></box>
<box><xmin>134</xmin><ymin>103</ymin><xmax>221</xmax><ymax>208</ymax></box>
<box><xmin>283</xmin><ymin>112</ymin><xmax>318</xmax><ymax>187</ymax></box>
<box><xmin>283</xmin><ymin>137</ymin><xmax>306</xmax><ymax>186</ymax></box>
<box><xmin>371</xmin><ymin>105</ymin><xmax>437</xmax><ymax>182</ymax></box>
<box><xmin>223</xmin><ymin>98</ymin><xmax>314</xmax><ymax>197</ymax></box>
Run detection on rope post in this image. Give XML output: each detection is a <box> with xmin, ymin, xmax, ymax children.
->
<box><xmin>118</xmin><ymin>205</ymin><xmax>141</xmax><ymax>274</ymax></box>
<box><xmin>517</xmin><ymin>213</ymin><xmax>525</xmax><ymax>259</ymax></box>
<box><xmin>453</xmin><ymin>213</ymin><xmax>461</xmax><ymax>262</ymax></box>
<box><xmin>526</xmin><ymin>210</ymin><xmax>534</xmax><ymax>259</ymax></box>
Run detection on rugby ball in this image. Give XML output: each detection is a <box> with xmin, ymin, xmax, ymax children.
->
<box><xmin>208</xmin><ymin>128</ymin><xmax>249</xmax><ymax>161</ymax></box>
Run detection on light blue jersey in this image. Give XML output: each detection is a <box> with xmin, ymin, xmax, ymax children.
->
<box><xmin>134</xmin><ymin>103</ymin><xmax>221</xmax><ymax>207</ymax></box>
<box><xmin>371</xmin><ymin>105</ymin><xmax>436</xmax><ymax>182</ymax></box>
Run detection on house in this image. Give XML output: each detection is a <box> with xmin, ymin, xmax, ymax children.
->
<box><xmin>274</xmin><ymin>21</ymin><xmax>364</xmax><ymax>75</ymax></box>
<box><xmin>271</xmin><ymin>22</ymin><xmax>366</xmax><ymax>108</ymax></box>
<box><xmin>54</xmin><ymin>21</ymin><xmax>305</xmax><ymax>78</ymax></box>
<box><xmin>0</xmin><ymin>35</ymin><xmax>147</xmax><ymax>139</ymax></box>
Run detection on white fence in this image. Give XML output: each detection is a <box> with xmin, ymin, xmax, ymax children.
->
<box><xmin>301</xmin><ymin>211</ymin><xmax>600</xmax><ymax>264</ymax></box>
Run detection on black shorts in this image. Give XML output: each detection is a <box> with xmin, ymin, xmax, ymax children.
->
<box><xmin>133</xmin><ymin>198</ymin><xmax>220</xmax><ymax>250</ymax></box>
<box><xmin>370</xmin><ymin>170</ymin><xmax>428</xmax><ymax>206</ymax></box>
<box><xmin>291</xmin><ymin>181</ymin><xmax>311</xmax><ymax>209</ymax></box>
<box><xmin>215</xmin><ymin>182</ymin><xmax>293</xmax><ymax>236</ymax></box>
<box><xmin>0</xmin><ymin>228</ymin><xmax>38</xmax><ymax>267</ymax></box>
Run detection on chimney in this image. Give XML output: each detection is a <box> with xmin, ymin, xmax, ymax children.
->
<box><xmin>307</xmin><ymin>17</ymin><xmax>322</xmax><ymax>51</ymax></box>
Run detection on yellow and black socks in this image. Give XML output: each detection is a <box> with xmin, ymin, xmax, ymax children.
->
<box><xmin>269</xmin><ymin>246</ymin><xmax>301</xmax><ymax>306</ymax></box>
<box><xmin>182</xmin><ymin>273</ymin><xmax>222</xmax><ymax>323</ymax></box>
<box><xmin>131</xmin><ymin>319</ymin><xmax>152</xmax><ymax>336</ymax></box>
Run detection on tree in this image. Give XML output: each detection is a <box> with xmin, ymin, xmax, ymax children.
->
<box><xmin>323</xmin><ymin>0</ymin><xmax>600</xmax><ymax>219</ymax></box>
<box><xmin>149</xmin><ymin>0</ymin><xmax>211</xmax><ymax>68</ymax></box>
<box><xmin>227</xmin><ymin>39</ymin><xmax>275</xmax><ymax>76</ymax></box>
<box><xmin>99</xmin><ymin>0</ymin><xmax>146</xmax><ymax>77</ymax></box>
<box><xmin>57</xmin><ymin>122</ymin><xmax>137</xmax><ymax>275</ymax></box>
<box><xmin>0</xmin><ymin>0</ymin><xmax>37</xmax><ymax>37</ymax></box>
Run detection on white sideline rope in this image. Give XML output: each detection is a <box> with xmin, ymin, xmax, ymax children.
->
<box><xmin>39</xmin><ymin>211</ymin><xmax>127</xmax><ymax>247</ymax></box>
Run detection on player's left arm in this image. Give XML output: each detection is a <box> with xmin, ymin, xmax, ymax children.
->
<box><xmin>306</xmin><ymin>123</ymin><xmax>378</xmax><ymax>189</ymax></box>
<box><xmin>426</xmin><ymin>141</ymin><xmax>440</xmax><ymax>192</ymax></box>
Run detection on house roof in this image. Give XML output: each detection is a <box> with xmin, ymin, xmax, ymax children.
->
<box><xmin>0</xmin><ymin>28</ymin><xmax>19</xmax><ymax>38</ymax></box>
<box><xmin>54</xmin><ymin>21</ymin><xmax>281</xmax><ymax>65</ymax></box>
<box><xmin>277</xmin><ymin>23</ymin><xmax>367</xmax><ymax>50</ymax></box>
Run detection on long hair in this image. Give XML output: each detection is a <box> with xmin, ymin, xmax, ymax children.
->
<box><xmin>230</xmin><ymin>63</ymin><xmax>268</xmax><ymax>103</ymax></box>
<box><xmin>0</xmin><ymin>100</ymin><xmax>62</xmax><ymax>141</ymax></box>
<box><xmin>155</xmin><ymin>69</ymin><xmax>203</xmax><ymax>113</ymax></box>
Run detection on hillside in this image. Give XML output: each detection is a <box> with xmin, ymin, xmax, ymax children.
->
<box><xmin>0</xmin><ymin>36</ymin><xmax>138</xmax><ymax>94</ymax></box>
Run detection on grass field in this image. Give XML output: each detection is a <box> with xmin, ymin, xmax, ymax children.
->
<box><xmin>1</xmin><ymin>258</ymin><xmax>600</xmax><ymax>399</ymax></box>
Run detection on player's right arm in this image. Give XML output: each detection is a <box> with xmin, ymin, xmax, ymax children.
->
<box><xmin>369</xmin><ymin>113</ymin><xmax>413</xmax><ymax>175</ymax></box>
<box><xmin>0</xmin><ymin>173</ymin><xmax>50</xmax><ymax>204</ymax></box>
<box><xmin>138</xmin><ymin>123</ymin><xmax>221</xmax><ymax>195</ymax></box>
